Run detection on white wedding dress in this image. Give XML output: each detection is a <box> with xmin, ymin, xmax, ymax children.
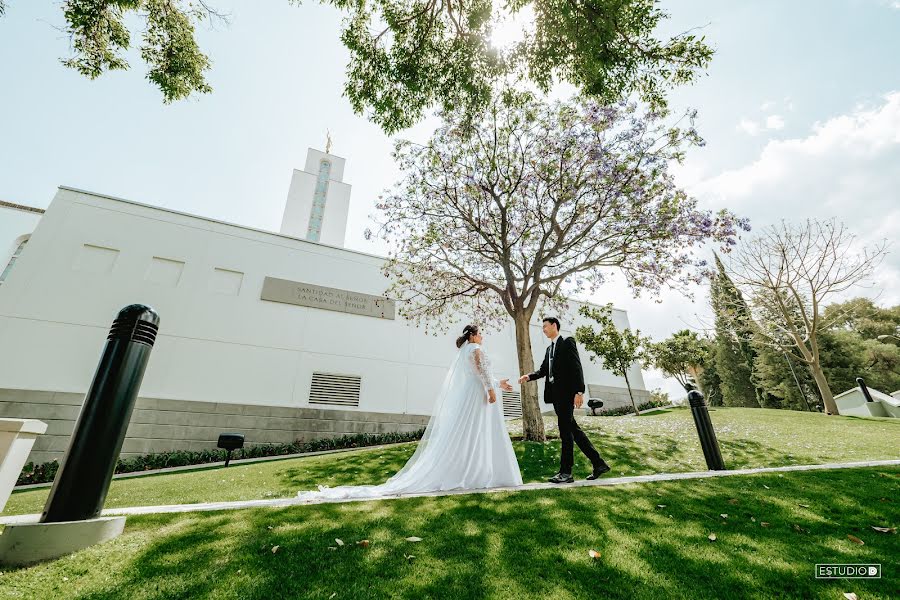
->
<box><xmin>296</xmin><ymin>341</ymin><xmax>523</xmax><ymax>501</ymax></box>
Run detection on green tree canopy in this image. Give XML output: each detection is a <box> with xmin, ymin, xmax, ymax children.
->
<box><xmin>575</xmin><ymin>304</ymin><xmax>648</xmax><ymax>415</ymax></box>
<box><xmin>3</xmin><ymin>1</ymin><xmax>713</xmax><ymax>132</ymax></box>
<box><xmin>645</xmin><ymin>329</ymin><xmax>709</xmax><ymax>392</ymax></box>
<box><xmin>338</xmin><ymin>0</ymin><xmax>714</xmax><ymax>131</ymax></box>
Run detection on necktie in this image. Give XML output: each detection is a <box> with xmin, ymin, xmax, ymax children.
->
<box><xmin>549</xmin><ymin>340</ymin><xmax>555</xmax><ymax>383</ymax></box>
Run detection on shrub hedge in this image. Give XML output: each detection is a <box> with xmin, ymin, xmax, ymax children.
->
<box><xmin>588</xmin><ymin>398</ymin><xmax>671</xmax><ymax>417</ymax></box>
<box><xmin>16</xmin><ymin>428</ymin><xmax>425</xmax><ymax>486</ymax></box>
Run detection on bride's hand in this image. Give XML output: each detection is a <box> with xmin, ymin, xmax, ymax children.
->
<box><xmin>499</xmin><ymin>378</ymin><xmax>513</xmax><ymax>392</ymax></box>
<box><xmin>488</xmin><ymin>389</ymin><xmax>497</xmax><ymax>403</ymax></box>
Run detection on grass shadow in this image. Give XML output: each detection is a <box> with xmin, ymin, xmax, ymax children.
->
<box><xmin>1</xmin><ymin>467</ymin><xmax>896</xmax><ymax>599</ymax></box>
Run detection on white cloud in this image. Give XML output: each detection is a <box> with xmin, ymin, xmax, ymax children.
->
<box><xmin>765</xmin><ymin>114</ymin><xmax>786</xmax><ymax>130</ymax></box>
<box><xmin>736</xmin><ymin>118</ymin><xmax>762</xmax><ymax>136</ymax></box>
<box><xmin>737</xmin><ymin>114</ymin><xmax>787</xmax><ymax>135</ymax></box>
<box><xmin>695</xmin><ymin>91</ymin><xmax>900</xmax><ymax>303</ymax></box>
<box><xmin>595</xmin><ymin>92</ymin><xmax>900</xmax><ymax>396</ymax></box>
<box><xmin>760</xmin><ymin>100</ymin><xmax>776</xmax><ymax>111</ymax></box>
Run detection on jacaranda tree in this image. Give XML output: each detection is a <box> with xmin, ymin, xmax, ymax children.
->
<box><xmin>368</xmin><ymin>91</ymin><xmax>748</xmax><ymax>441</ymax></box>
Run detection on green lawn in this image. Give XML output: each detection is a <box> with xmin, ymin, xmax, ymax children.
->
<box><xmin>1</xmin><ymin>466</ymin><xmax>897</xmax><ymax>599</ymax></box>
<box><xmin>4</xmin><ymin>407</ymin><xmax>898</xmax><ymax>517</ymax></box>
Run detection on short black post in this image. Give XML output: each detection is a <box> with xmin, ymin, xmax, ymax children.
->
<box><xmin>686</xmin><ymin>386</ymin><xmax>726</xmax><ymax>471</ymax></box>
<box><xmin>856</xmin><ymin>377</ymin><xmax>875</xmax><ymax>403</ymax></box>
<box><xmin>40</xmin><ymin>305</ymin><xmax>160</xmax><ymax>523</ymax></box>
<box><xmin>217</xmin><ymin>433</ymin><xmax>245</xmax><ymax>467</ymax></box>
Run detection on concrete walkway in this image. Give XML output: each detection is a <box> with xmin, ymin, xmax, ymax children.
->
<box><xmin>3</xmin><ymin>458</ymin><xmax>898</xmax><ymax>526</ymax></box>
<box><xmin>626</xmin><ymin>404</ymin><xmax>677</xmax><ymax>416</ymax></box>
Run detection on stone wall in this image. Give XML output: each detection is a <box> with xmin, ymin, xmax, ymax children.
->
<box><xmin>0</xmin><ymin>388</ymin><xmax>430</xmax><ymax>464</ymax></box>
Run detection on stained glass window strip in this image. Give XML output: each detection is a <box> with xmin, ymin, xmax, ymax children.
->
<box><xmin>307</xmin><ymin>160</ymin><xmax>331</xmax><ymax>241</ymax></box>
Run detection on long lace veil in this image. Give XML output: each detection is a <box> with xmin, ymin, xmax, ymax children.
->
<box><xmin>384</xmin><ymin>340</ymin><xmax>477</xmax><ymax>483</ymax></box>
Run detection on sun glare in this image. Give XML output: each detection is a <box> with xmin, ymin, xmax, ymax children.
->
<box><xmin>489</xmin><ymin>6</ymin><xmax>536</xmax><ymax>50</ymax></box>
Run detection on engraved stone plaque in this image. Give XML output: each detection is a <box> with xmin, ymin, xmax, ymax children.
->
<box><xmin>260</xmin><ymin>276</ymin><xmax>395</xmax><ymax>319</ymax></box>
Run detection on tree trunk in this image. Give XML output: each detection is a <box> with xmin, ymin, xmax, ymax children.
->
<box><xmin>624</xmin><ymin>373</ymin><xmax>640</xmax><ymax>416</ymax></box>
<box><xmin>808</xmin><ymin>361</ymin><xmax>839</xmax><ymax>415</ymax></box>
<box><xmin>687</xmin><ymin>365</ymin><xmax>704</xmax><ymax>394</ymax></box>
<box><xmin>513</xmin><ymin>311</ymin><xmax>546</xmax><ymax>442</ymax></box>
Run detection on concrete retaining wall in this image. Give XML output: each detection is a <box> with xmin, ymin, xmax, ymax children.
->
<box><xmin>0</xmin><ymin>388</ymin><xmax>429</xmax><ymax>464</ymax></box>
<box><xmin>587</xmin><ymin>384</ymin><xmax>653</xmax><ymax>411</ymax></box>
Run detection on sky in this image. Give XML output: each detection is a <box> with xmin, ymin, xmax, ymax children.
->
<box><xmin>1</xmin><ymin>0</ymin><xmax>898</xmax><ymax>397</ymax></box>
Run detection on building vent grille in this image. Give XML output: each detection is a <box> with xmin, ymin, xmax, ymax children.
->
<box><xmin>501</xmin><ymin>390</ymin><xmax>522</xmax><ymax>419</ymax></box>
<box><xmin>309</xmin><ymin>372</ymin><xmax>361</xmax><ymax>407</ymax></box>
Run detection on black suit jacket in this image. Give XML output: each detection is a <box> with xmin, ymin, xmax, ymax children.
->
<box><xmin>528</xmin><ymin>336</ymin><xmax>586</xmax><ymax>404</ymax></box>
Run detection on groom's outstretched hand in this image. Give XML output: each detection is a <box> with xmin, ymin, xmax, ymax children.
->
<box><xmin>517</xmin><ymin>374</ymin><xmax>530</xmax><ymax>384</ymax></box>
<box><xmin>499</xmin><ymin>379</ymin><xmax>513</xmax><ymax>392</ymax></box>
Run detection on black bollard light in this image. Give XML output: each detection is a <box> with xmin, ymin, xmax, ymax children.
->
<box><xmin>40</xmin><ymin>304</ymin><xmax>160</xmax><ymax>523</ymax></box>
<box><xmin>686</xmin><ymin>385</ymin><xmax>726</xmax><ymax>471</ymax></box>
<box><xmin>217</xmin><ymin>433</ymin><xmax>245</xmax><ymax>467</ymax></box>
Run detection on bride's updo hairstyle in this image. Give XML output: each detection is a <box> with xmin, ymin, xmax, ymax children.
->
<box><xmin>455</xmin><ymin>324</ymin><xmax>479</xmax><ymax>348</ymax></box>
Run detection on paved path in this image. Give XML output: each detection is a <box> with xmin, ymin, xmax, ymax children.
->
<box><xmin>4</xmin><ymin>459</ymin><xmax>898</xmax><ymax>526</ymax></box>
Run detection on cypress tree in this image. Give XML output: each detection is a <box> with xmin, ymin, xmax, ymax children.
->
<box><xmin>710</xmin><ymin>253</ymin><xmax>769</xmax><ymax>407</ymax></box>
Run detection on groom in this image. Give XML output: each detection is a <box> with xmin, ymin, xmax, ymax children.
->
<box><xmin>519</xmin><ymin>317</ymin><xmax>611</xmax><ymax>483</ymax></box>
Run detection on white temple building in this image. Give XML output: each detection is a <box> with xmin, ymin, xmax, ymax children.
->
<box><xmin>0</xmin><ymin>148</ymin><xmax>649</xmax><ymax>464</ymax></box>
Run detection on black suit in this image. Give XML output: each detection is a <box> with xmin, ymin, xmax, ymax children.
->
<box><xmin>528</xmin><ymin>336</ymin><xmax>603</xmax><ymax>475</ymax></box>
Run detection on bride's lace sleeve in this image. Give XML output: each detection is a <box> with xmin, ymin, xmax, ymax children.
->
<box><xmin>470</xmin><ymin>348</ymin><xmax>495</xmax><ymax>393</ymax></box>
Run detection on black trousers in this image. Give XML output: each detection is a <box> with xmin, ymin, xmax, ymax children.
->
<box><xmin>552</xmin><ymin>395</ymin><xmax>602</xmax><ymax>474</ymax></box>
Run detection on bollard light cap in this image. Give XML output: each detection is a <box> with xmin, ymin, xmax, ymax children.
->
<box><xmin>108</xmin><ymin>304</ymin><xmax>160</xmax><ymax>346</ymax></box>
<box><xmin>687</xmin><ymin>389</ymin><xmax>706</xmax><ymax>408</ymax></box>
<box><xmin>117</xmin><ymin>304</ymin><xmax>160</xmax><ymax>327</ymax></box>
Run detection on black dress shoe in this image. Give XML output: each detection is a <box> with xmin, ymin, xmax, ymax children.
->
<box><xmin>548</xmin><ymin>472</ymin><xmax>575</xmax><ymax>484</ymax></box>
<box><xmin>586</xmin><ymin>462</ymin><xmax>611</xmax><ymax>480</ymax></box>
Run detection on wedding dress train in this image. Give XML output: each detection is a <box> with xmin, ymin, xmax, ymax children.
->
<box><xmin>296</xmin><ymin>341</ymin><xmax>523</xmax><ymax>501</ymax></box>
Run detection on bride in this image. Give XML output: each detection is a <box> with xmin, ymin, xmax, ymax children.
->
<box><xmin>297</xmin><ymin>324</ymin><xmax>523</xmax><ymax>501</ymax></box>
